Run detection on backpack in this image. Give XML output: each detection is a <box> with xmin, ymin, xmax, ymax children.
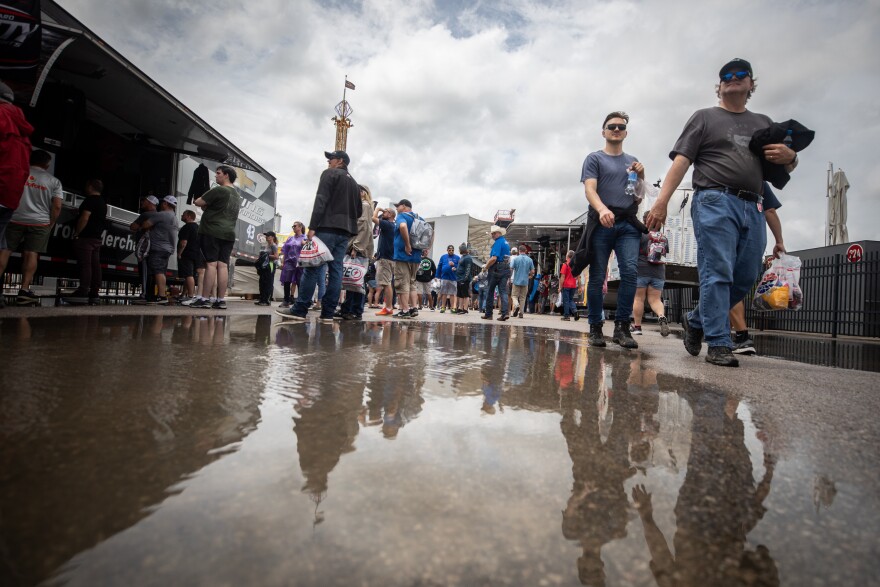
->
<box><xmin>404</xmin><ymin>212</ymin><xmax>433</xmax><ymax>250</ymax></box>
<box><xmin>256</xmin><ymin>251</ymin><xmax>270</xmax><ymax>274</ymax></box>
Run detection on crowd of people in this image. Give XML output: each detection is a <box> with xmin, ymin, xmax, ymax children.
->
<box><xmin>1</xmin><ymin>57</ymin><xmax>792</xmax><ymax>369</ymax></box>
<box><xmin>272</xmin><ymin>57</ymin><xmax>792</xmax><ymax>371</ymax></box>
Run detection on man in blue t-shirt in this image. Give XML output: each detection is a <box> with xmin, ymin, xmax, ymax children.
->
<box><xmin>581</xmin><ymin>111</ymin><xmax>644</xmax><ymax>349</ymax></box>
<box><xmin>510</xmin><ymin>245</ymin><xmax>535</xmax><ymax>318</ymax></box>
<box><xmin>480</xmin><ymin>225</ymin><xmax>512</xmax><ymax>321</ymax></box>
<box><xmin>391</xmin><ymin>198</ymin><xmax>423</xmax><ymax>318</ymax></box>
<box><xmin>371</xmin><ymin>206</ymin><xmax>397</xmax><ymax>315</ymax></box>
<box><xmin>436</xmin><ymin>244</ymin><xmax>459</xmax><ymax>312</ymax></box>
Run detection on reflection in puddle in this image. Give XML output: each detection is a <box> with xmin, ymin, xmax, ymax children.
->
<box><xmin>755</xmin><ymin>334</ymin><xmax>880</xmax><ymax>372</ymax></box>
<box><xmin>0</xmin><ymin>317</ymin><xmax>875</xmax><ymax>586</ymax></box>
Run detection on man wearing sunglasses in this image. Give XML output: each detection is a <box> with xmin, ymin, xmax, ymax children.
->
<box><xmin>645</xmin><ymin>58</ymin><xmax>798</xmax><ymax>367</ymax></box>
<box><xmin>580</xmin><ymin>111</ymin><xmax>645</xmax><ymax>349</ymax></box>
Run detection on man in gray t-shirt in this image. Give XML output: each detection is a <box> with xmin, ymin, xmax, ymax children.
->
<box><xmin>580</xmin><ymin>111</ymin><xmax>645</xmax><ymax>350</ymax></box>
<box><xmin>646</xmin><ymin>58</ymin><xmax>798</xmax><ymax>367</ymax></box>
<box><xmin>132</xmin><ymin>195</ymin><xmax>179</xmax><ymax>304</ymax></box>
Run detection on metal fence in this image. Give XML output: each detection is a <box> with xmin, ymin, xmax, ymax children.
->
<box><xmin>664</xmin><ymin>250</ymin><xmax>880</xmax><ymax>339</ymax></box>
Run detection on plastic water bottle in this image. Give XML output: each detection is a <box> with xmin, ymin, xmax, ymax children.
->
<box><xmin>782</xmin><ymin>129</ymin><xmax>793</xmax><ymax>148</ymax></box>
<box><xmin>625</xmin><ymin>170</ymin><xmax>638</xmax><ymax>198</ymax></box>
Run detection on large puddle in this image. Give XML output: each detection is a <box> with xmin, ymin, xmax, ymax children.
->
<box><xmin>1</xmin><ymin>316</ymin><xmax>877</xmax><ymax>586</ymax></box>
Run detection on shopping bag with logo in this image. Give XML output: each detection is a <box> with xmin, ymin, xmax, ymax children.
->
<box><xmin>342</xmin><ymin>254</ymin><xmax>369</xmax><ymax>293</ymax></box>
<box><xmin>135</xmin><ymin>232</ymin><xmax>150</xmax><ymax>261</ymax></box>
<box><xmin>297</xmin><ymin>236</ymin><xmax>333</xmax><ymax>267</ymax></box>
<box><xmin>752</xmin><ymin>254</ymin><xmax>804</xmax><ymax>311</ymax></box>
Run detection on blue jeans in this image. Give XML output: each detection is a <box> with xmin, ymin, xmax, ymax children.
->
<box><xmin>484</xmin><ymin>269</ymin><xmax>510</xmax><ymax>316</ymax></box>
<box><xmin>292</xmin><ymin>231</ymin><xmax>350</xmax><ymax>318</ymax></box>
<box><xmin>562</xmin><ymin>287</ymin><xmax>577</xmax><ymax>317</ymax></box>
<box><xmin>587</xmin><ymin>221</ymin><xmax>640</xmax><ymax>324</ymax></box>
<box><xmin>687</xmin><ymin>189</ymin><xmax>766</xmax><ymax>347</ymax></box>
<box><xmin>316</xmin><ymin>263</ymin><xmax>327</xmax><ymax>301</ymax></box>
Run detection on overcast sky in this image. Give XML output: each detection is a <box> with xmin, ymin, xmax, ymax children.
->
<box><xmin>60</xmin><ymin>0</ymin><xmax>880</xmax><ymax>252</ymax></box>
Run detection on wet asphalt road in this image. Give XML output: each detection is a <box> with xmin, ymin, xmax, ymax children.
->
<box><xmin>1</xmin><ymin>301</ymin><xmax>878</xmax><ymax>586</ymax></box>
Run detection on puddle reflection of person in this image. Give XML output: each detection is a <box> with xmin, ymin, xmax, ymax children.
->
<box><xmin>291</xmin><ymin>321</ymin><xmax>364</xmax><ymax>512</ymax></box>
<box><xmin>631</xmin><ymin>393</ymin><xmax>778</xmax><ymax>586</ymax></box>
<box><xmin>560</xmin><ymin>351</ymin><xmax>640</xmax><ymax>586</ymax></box>
<box><xmin>362</xmin><ymin>324</ymin><xmax>425</xmax><ymax>438</ymax></box>
<box><xmin>480</xmin><ymin>324</ymin><xmax>509</xmax><ymax>415</ymax></box>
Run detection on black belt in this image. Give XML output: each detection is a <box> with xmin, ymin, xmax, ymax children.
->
<box><xmin>697</xmin><ymin>186</ymin><xmax>762</xmax><ymax>203</ymax></box>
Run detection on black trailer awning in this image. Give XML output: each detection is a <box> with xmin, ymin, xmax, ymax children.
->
<box><xmin>29</xmin><ymin>1</ymin><xmax>273</xmax><ymax>179</ymax></box>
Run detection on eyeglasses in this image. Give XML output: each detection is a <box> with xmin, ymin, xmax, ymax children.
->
<box><xmin>605</xmin><ymin>124</ymin><xmax>627</xmax><ymax>131</ymax></box>
<box><xmin>720</xmin><ymin>70</ymin><xmax>750</xmax><ymax>82</ymax></box>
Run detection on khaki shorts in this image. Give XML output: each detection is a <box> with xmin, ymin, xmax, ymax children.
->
<box><xmin>376</xmin><ymin>258</ymin><xmax>395</xmax><ymax>286</ymax></box>
<box><xmin>4</xmin><ymin>222</ymin><xmax>51</xmax><ymax>254</ymax></box>
<box><xmin>393</xmin><ymin>261</ymin><xmax>418</xmax><ymax>293</ymax></box>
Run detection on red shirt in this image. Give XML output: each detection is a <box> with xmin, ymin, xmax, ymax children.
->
<box><xmin>0</xmin><ymin>101</ymin><xmax>33</xmax><ymax>209</ymax></box>
<box><xmin>560</xmin><ymin>261</ymin><xmax>578</xmax><ymax>289</ymax></box>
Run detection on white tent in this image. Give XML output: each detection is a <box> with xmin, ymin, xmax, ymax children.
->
<box><xmin>828</xmin><ymin>168</ymin><xmax>850</xmax><ymax>245</ymax></box>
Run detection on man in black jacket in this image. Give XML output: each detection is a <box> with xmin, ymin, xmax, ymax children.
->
<box><xmin>277</xmin><ymin>150</ymin><xmax>362</xmax><ymax>322</ymax></box>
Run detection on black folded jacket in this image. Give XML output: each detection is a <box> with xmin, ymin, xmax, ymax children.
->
<box><xmin>749</xmin><ymin>119</ymin><xmax>815</xmax><ymax>189</ymax></box>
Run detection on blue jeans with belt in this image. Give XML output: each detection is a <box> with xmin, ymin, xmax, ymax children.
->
<box><xmin>587</xmin><ymin>220</ymin><xmax>640</xmax><ymax>324</ymax></box>
<box><xmin>687</xmin><ymin>189</ymin><xmax>767</xmax><ymax>348</ymax></box>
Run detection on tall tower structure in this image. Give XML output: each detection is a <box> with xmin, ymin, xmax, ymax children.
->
<box><xmin>332</xmin><ymin>77</ymin><xmax>355</xmax><ymax>151</ymax></box>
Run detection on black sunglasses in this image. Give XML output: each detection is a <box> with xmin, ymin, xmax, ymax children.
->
<box><xmin>606</xmin><ymin>124</ymin><xmax>627</xmax><ymax>131</ymax></box>
<box><xmin>721</xmin><ymin>70</ymin><xmax>750</xmax><ymax>82</ymax></box>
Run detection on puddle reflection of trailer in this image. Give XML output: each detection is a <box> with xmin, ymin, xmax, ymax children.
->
<box><xmin>4</xmin><ymin>1</ymin><xmax>276</xmax><ymax>297</ymax></box>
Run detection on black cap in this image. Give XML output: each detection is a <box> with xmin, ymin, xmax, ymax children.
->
<box><xmin>324</xmin><ymin>150</ymin><xmax>350</xmax><ymax>165</ymax></box>
<box><xmin>263</xmin><ymin>231</ymin><xmax>277</xmax><ymax>239</ymax></box>
<box><xmin>392</xmin><ymin>199</ymin><xmax>412</xmax><ymax>208</ymax></box>
<box><xmin>719</xmin><ymin>58</ymin><xmax>753</xmax><ymax>79</ymax></box>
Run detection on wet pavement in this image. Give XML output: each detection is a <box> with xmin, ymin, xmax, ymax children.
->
<box><xmin>1</xmin><ymin>308</ymin><xmax>879</xmax><ymax>586</ymax></box>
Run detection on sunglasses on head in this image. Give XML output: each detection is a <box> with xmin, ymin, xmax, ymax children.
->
<box><xmin>606</xmin><ymin>124</ymin><xmax>627</xmax><ymax>131</ymax></box>
<box><xmin>721</xmin><ymin>70</ymin><xmax>750</xmax><ymax>82</ymax></box>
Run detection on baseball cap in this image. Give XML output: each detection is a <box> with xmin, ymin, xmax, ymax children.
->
<box><xmin>324</xmin><ymin>150</ymin><xmax>350</xmax><ymax>165</ymax></box>
<box><xmin>144</xmin><ymin>195</ymin><xmax>160</xmax><ymax>206</ymax></box>
<box><xmin>263</xmin><ymin>231</ymin><xmax>277</xmax><ymax>239</ymax></box>
<box><xmin>162</xmin><ymin>195</ymin><xmax>177</xmax><ymax>206</ymax></box>
<box><xmin>719</xmin><ymin>58</ymin><xmax>753</xmax><ymax>78</ymax></box>
<box><xmin>392</xmin><ymin>199</ymin><xmax>412</xmax><ymax>208</ymax></box>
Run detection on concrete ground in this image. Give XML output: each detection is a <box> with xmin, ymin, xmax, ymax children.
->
<box><xmin>0</xmin><ymin>300</ymin><xmax>880</xmax><ymax>585</ymax></box>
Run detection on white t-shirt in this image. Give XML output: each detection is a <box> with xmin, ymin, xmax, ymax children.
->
<box><xmin>11</xmin><ymin>166</ymin><xmax>63</xmax><ymax>225</ymax></box>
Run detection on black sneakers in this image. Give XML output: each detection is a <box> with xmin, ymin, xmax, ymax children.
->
<box><xmin>16</xmin><ymin>289</ymin><xmax>38</xmax><ymax>305</ymax></box>
<box><xmin>706</xmin><ymin>346</ymin><xmax>740</xmax><ymax>367</ymax></box>
<box><xmin>732</xmin><ymin>332</ymin><xmax>756</xmax><ymax>355</ymax></box>
<box><xmin>681</xmin><ymin>312</ymin><xmax>703</xmax><ymax>356</ymax></box>
<box><xmin>589</xmin><ymin>322</ymin><xmax>606</xmax><ymax>347</ymax></box>
<box><xmin>612</xmin><ymin>321</ymin><xmax>638</xmax><ymax>349</ymax></box>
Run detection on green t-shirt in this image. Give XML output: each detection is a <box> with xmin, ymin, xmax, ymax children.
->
<box><xmin>198</xmin><ymin>186</ymin><xmax>241</xmax><ymax>241</ymax></box>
